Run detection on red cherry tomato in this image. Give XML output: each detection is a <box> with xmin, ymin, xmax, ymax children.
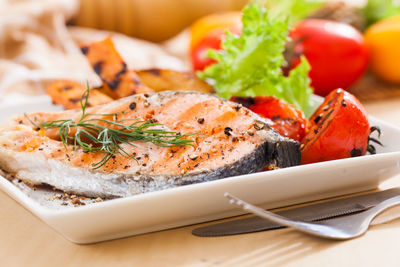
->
<box><xmin>191</xmin><ymin>27</ymin><xmax>241</xmax><ymax>71</ymax></box>
<box><xmin>301</xmin><ymin>89</ymin><xmax>370</xmax><ymax>164</ymax></box>
<box><xmin>289</xmin><ymin>19</ymin><xmax>369</xmax><ymax>96</ymax></box>
<box><xmin>190</xmin><ymin>32</ymin><xmax>221</xmax><ymax>71</ymax></box>
<box><xmin>230</xmin><ymin>96</ymin><xmax>308</xmax><ymax>142</ymax></box>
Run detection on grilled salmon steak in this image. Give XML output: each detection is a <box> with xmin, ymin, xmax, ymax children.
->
<box><xmin>0</xmin><ymin>91</ymin><xmax>300</xmax><ymax>198</ymax></box>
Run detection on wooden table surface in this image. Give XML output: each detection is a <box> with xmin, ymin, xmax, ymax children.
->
<box><xmin>2</xmin><ymin>77</ymin><xmax>400</xmax><ymax>267</ymax></box>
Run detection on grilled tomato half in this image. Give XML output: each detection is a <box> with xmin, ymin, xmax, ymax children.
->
<box><xmin>230</xmin><ymin>96</ymin><xmax>308</xmax><ymax>142</ymax></box>
<box><xmin>300</xmin><ymin>89</ymin><xmax>370</xmax><ymax>164</ymax></box>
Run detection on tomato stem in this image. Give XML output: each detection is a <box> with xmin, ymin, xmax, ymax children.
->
<box><xmin>367</xmin><ymin>126</ymin><xmax>383</xmax><ymax>154</ymax></box>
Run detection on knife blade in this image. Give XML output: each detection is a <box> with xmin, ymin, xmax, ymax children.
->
<box><xmin>192</xmin><ymin>188</ymin><xmax>400</xmax><ymax>237</ymax></box>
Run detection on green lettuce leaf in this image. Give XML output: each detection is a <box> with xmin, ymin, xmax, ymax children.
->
<box><xmin>361</xmin><ymin>0</ymin><xmax>400</xmax><ymax>27</ymax></box>
<box><xmin>263</xmin><ymin>0</ymin><xmax>323</xmax><ymax>23</ymax></box>
<box><xmin>197</xmin><ymin>3</ymin><xmax>314</xmax><ymax>116</ymax></box>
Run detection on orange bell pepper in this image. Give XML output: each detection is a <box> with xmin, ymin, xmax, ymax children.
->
<box><xmin>365</xmin><ymin>15</ymin><xmax>400</xmax><ymax>83</ymax></box>
<box><xmin>189</xmin><ymin>12</ymin><xmax>242</xmax><ymax>49</ymax></box>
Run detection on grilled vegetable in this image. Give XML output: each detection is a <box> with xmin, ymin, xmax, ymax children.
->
<box><xmin>46</xmin><ymin>80</ymin><xmax>112</xmax><ymax>109</ymax></box>
<box><xmin>230</xmin><ymin>96</ymin><xmax>308</xmax><ymax>142</ymax></box>
<box><xmin>80</xmin><ymin>37</ymin><xmax>153</xmax><ymax>99</ymax></box>
<box><xmin>137</xmin><ymin>68</ymin><xmax>213</xmax><ymax>93</ymax></box>
<box><xmin>301</xmin><ymin>89</ymin><xmax>370</xmax><ymax>164</ymax></box>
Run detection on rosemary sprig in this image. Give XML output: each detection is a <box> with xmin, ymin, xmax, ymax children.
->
<box><xmin>25</xmin><ymin>86</ymin><xmax>195</xmax><ymax>169</ymax></box>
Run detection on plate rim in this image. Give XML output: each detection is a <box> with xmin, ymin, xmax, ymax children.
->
<box><xmin>3</xmin><ymin>149</ymin><xmax>400</xmax><ymax>217</ymax></box>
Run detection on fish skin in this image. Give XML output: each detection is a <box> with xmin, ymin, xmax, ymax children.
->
<box><xmin>0</xmin><ymin>91</ymin><xmax>300</xmax><ymax>198</ymax></box>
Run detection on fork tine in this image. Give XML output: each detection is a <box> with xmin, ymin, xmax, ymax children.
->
<box><xmin>224</xmin><ymin>192</ymin><xmax>357</xmax><ymax>240</ymax></box>
<box><xmin>225</xmin><ymin>192</ymin><xmax>245</xmax><ymax>207</ymax></box>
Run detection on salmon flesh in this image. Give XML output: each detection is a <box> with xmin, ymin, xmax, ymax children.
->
<box><xmin>0</xmin><ymin>91</ymin><xmax>300</xmax><ymax>198</ymax></box>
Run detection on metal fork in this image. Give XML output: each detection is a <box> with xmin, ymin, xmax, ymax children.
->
<box><xmin>225</xmin><ymin>192</ymin><xmax>400</xmax><ymax>240</ymax></box>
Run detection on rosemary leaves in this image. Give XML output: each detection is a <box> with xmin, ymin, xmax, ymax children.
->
<box><xmin>25</xmin><ymin>87</ymin><xmax>195</xmax><ymax>169</ymax></box>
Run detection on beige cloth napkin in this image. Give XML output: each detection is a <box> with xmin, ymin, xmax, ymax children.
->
<box><xmin>0</xmin><ymin>0</ymin><xmax>187</xmax><ymax>105</ymax></box>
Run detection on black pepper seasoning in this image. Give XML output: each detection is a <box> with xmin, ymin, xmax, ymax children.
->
<box><xmin>224</xmin><ymin>127</ymin><xmax>233</xmax><ymax>136</ymax></box>
<box><xmin>129</xmin><ymin>102</ymin><xmax>137</xmax><ymax>110</ymax></box>
<box><xmin>253</xmin><ymin>121</ymin><xmax>265</xmax><ymax>130</ymax></box>
<box><xmin>350</xmin><ymin>148</ymin><xmax>362</xmax><ymax>157</ymax></box>
<box><xmin>313</xmin><ymin>115</ymin><xmax>322</xmax><ymax>124</ymax></box>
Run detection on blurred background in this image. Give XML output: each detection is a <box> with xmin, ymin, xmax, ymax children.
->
<box><xmin>1</xmin><ymin>0</ymin><xmax>400</xmax><ymax>103</ymax></box>
<box><xmin>72</xmin><ymin>0</ymin><xmax>247</xmax><ymax>42</ymax></box>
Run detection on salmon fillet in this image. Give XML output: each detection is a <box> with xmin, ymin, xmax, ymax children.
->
<box><xmin>0</xmin><ymin>91</ymin><xmax>300</xmax><ymax>198</ymax></box>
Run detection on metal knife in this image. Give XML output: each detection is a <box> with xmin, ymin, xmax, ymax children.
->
<box><xmin>192</xmin><ymin>188</ymin><xmax>400</xmax><ymax>237</ymax></box>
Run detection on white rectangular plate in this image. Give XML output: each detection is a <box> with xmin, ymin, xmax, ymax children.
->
<box><xmin>1</xmin><ymin>96</ymin><xmax>400</xmax><ymax>244</ymax></box>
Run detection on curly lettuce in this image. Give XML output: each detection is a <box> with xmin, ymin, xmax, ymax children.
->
<box><xmin>198</xmin><ymin>3</ymin><xmax>314</xmax><ymax>116</ymax></box>
<box><xmin>361</xmin><ymin>0</ymin><xmax>400</xmax><ymax>27</ymax></box>
<box><xmin>264</xmin><ymin>0</ymin><xmax>323</xmax><ymax>23</ymax></box>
